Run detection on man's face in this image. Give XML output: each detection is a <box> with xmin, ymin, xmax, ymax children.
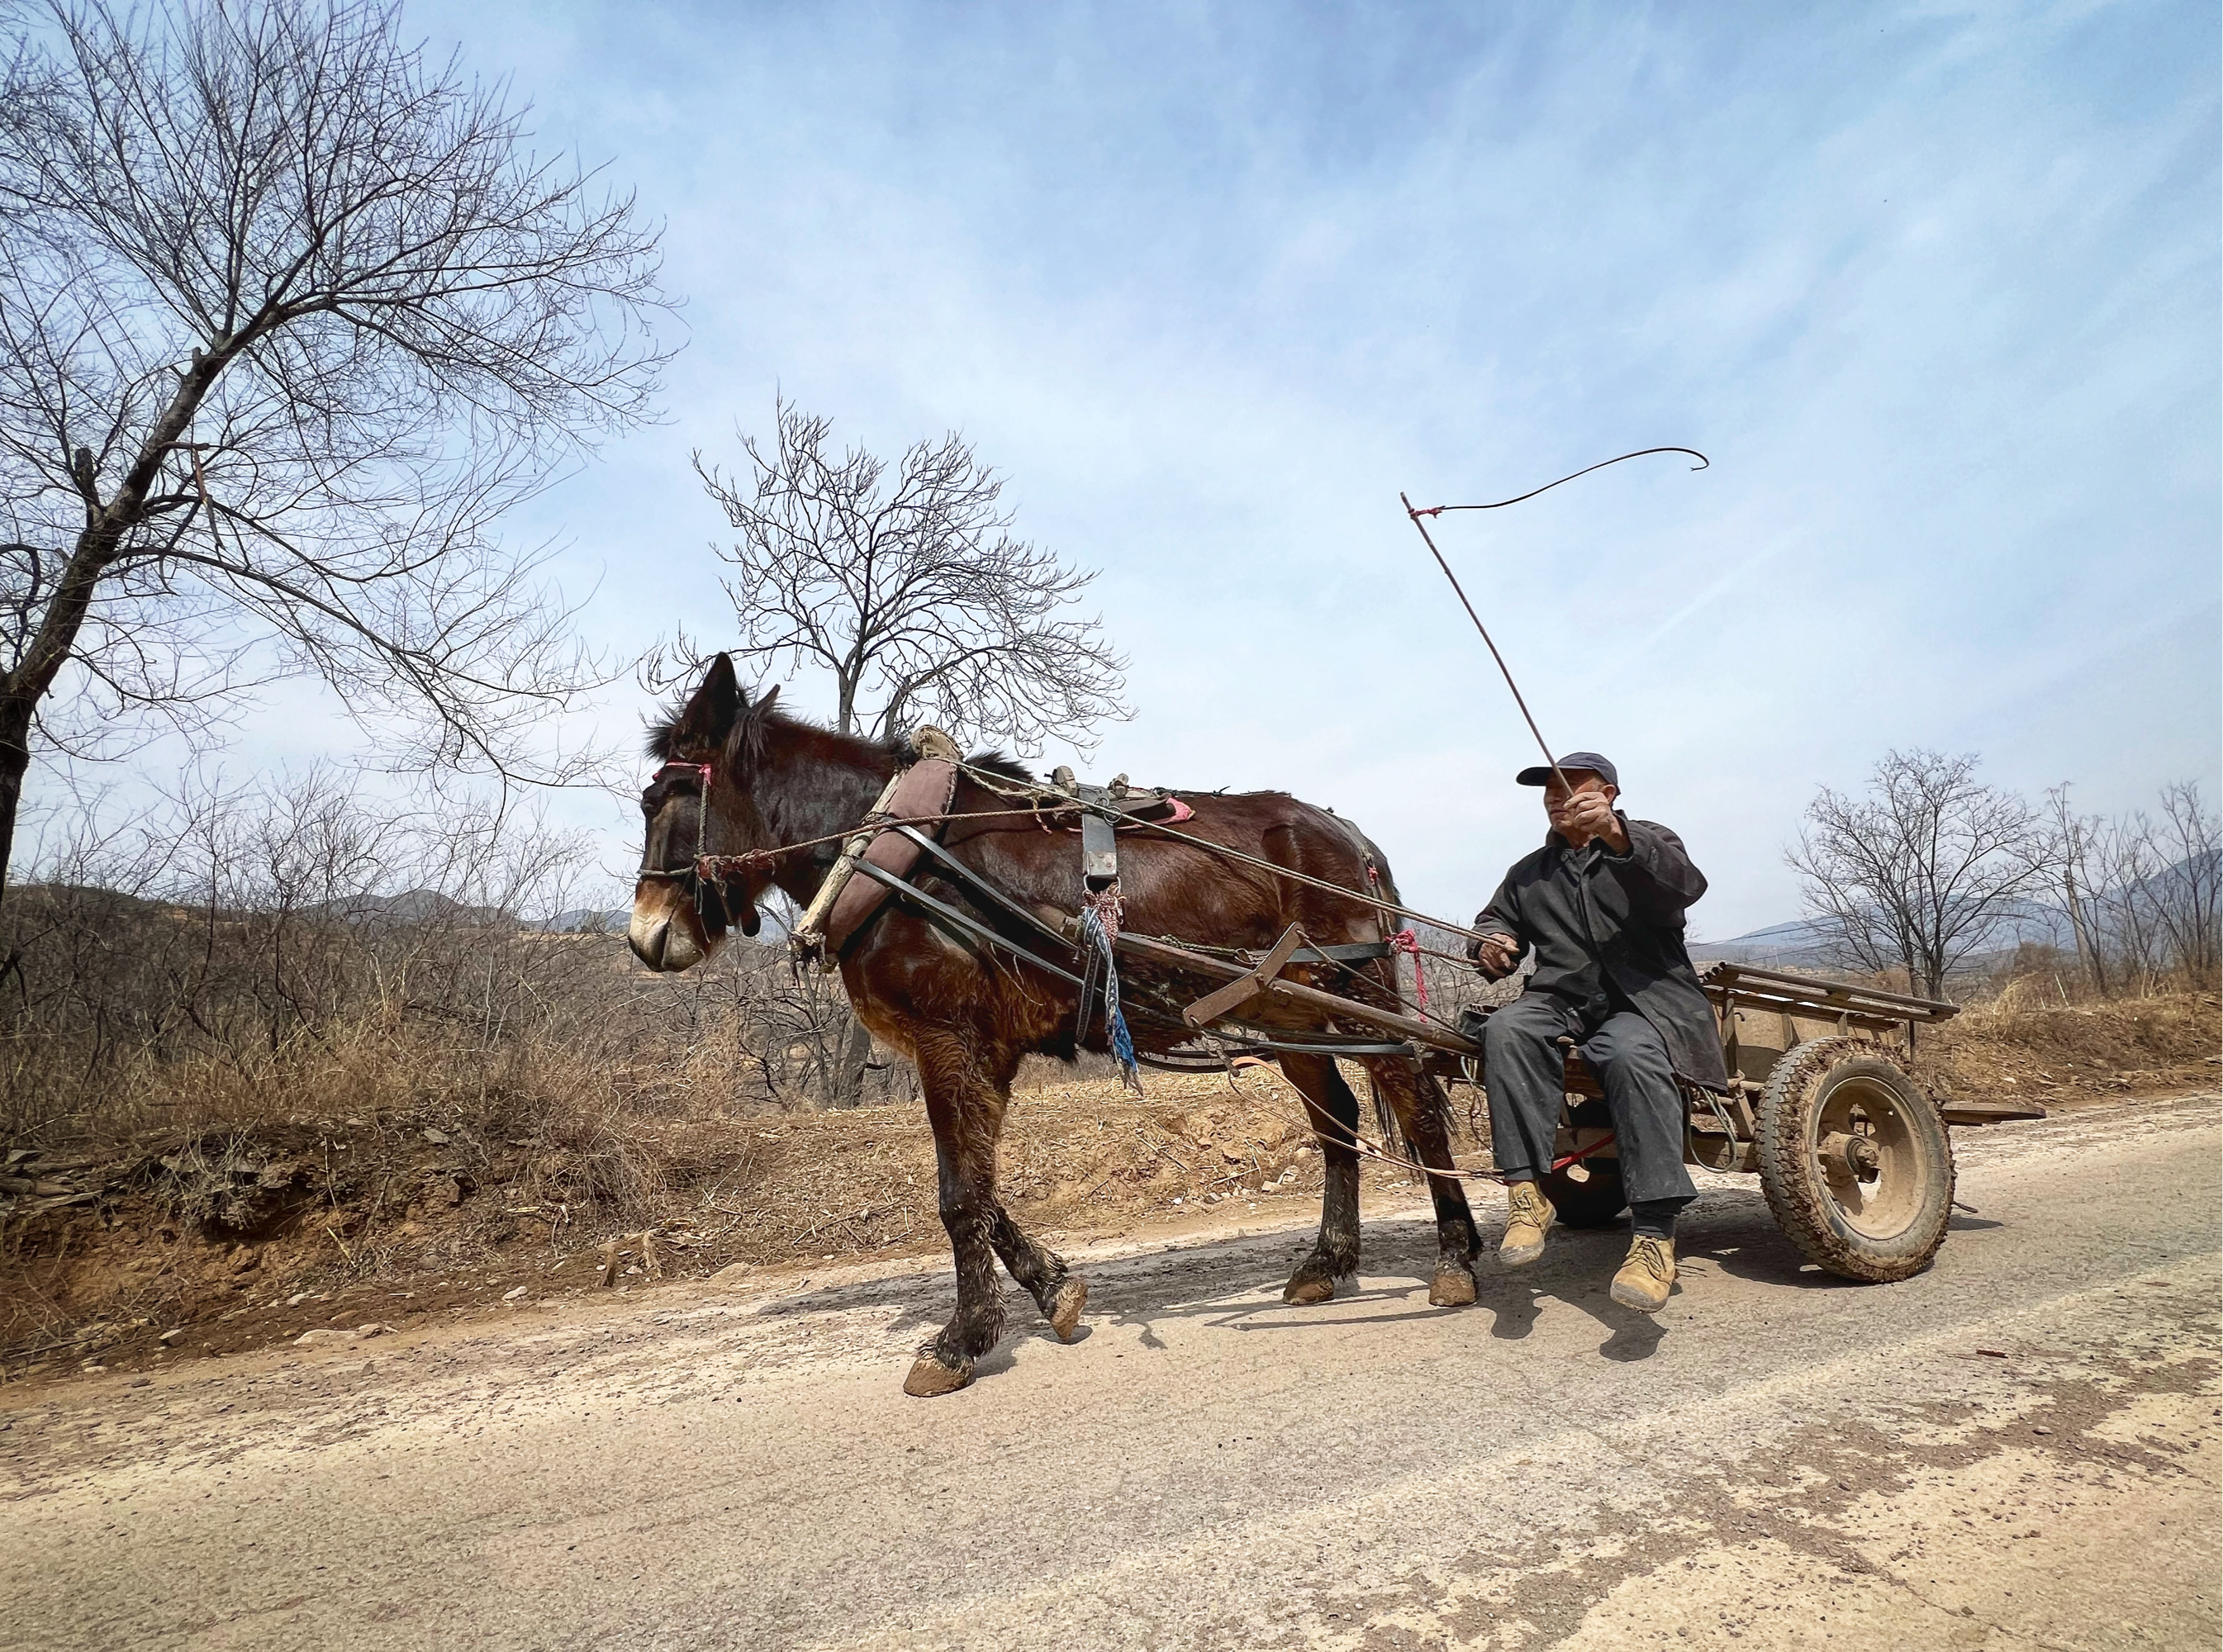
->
<box><xmin>1542</xmin><ymin>769</ymin><xmax>1617</xmax><ymax>834</ymax></box>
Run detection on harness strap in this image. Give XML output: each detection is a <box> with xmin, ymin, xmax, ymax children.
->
<box><xmin>847</xmin><ymin>857</ymin><xmax>1086</xmax><ymax>986</ymax></box>
<box><xmin>816</xmin><ymin>759</ymin><xmax>958</xmax><ymax>954</ymax></box>
<box><xmin>886</xmin><ymin>824</ymin><xmax>1076</xmax><ymax>952</ymax></box>
<box><xmin>952</xmin><ymin>758</ymin><xmax>1499</xmax><ymax>945</ymax></box>
<box><xmin>1255</xmin><ymin>939</ymin><xmax>1393</xmax><ymax>967</ymax></box>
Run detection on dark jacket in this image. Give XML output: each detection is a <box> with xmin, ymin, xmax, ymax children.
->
<box><xmin>1472</xmin><ymin>815</ymin><xmax>1729</xmax><ymax>1092</ymax></box>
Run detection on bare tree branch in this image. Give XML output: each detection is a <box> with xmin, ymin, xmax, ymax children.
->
<box><xmin>682</xmin><ymin>398</ymin><xmax>1129</xmax><ymax>757</ymax></box>
<box><xmin>0</xmin><ymin>0</ymin><xmax>675</xmax><ymax>896</ymax></box>
<box><xmin>2153</xmin><ymin>781</ymin><xmax>2221</xmax><ymax>977</ymax></box>
<box><xmin>2041</xmin><ymin>783</ymin><xmax>2109</xmax><ymax>994</ymax></box>
<box><xmin>1787</xmin><ymin>749</ymin><xmax>2048</xmax><ymax>999</ymax></box>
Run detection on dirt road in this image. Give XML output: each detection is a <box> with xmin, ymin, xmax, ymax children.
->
<box><xmin>2</xmin><ymin>1090</ymin><xmax>2216</xmax><ymax>1651</ymax></box>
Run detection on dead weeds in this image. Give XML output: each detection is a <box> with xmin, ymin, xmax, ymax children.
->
<box><xmin>1913</xmin><ymin>987</ymin><xmax>2220</xmax><ymax>1109</ymax></box>
<box><xmin>2</xmin><ymin>990</ymin><xmax>2214</xmax><ymax>1389</ymax></box>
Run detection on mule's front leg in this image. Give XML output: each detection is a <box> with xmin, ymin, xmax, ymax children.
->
<box><xmin>990</xmin><ymin>1204</ymin><xmax>1088</xmax><ymax>1341</ymax></box>
<box><xmin>905</xmin><ymin>1052</ymin><xmax>1007</xmax><ymax>1398</ymax></box>
<box><xmin>905</xmin><ymin>1149</ymin><xmax>1003</xmax><ymax>1397</ymax></box>
<box><xmin>1279</xmin><ymin>1055</ymin><xmax>1362</xmax><ymax>1303</ymax></box>
<box><xmin>1370</xmin><ymin>1061</ymin><xmax>1480</xmax><ymax>1307</ymax></box>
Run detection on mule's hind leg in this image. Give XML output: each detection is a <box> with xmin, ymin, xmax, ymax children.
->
<box><xmin>1278</xmin><ymin>1053</ymin><xmax>1362</xmax><ymax>1303</ymax></box>
<box><xmin>1363</xmin><ymin>1058</ymin><xmax>1481</xmax><ymax>1307</ymax></box>
<box><xmin>988</xmin><ymin>1205</ymin><xmax>1088</xmax><ymax>1341</ymax></box>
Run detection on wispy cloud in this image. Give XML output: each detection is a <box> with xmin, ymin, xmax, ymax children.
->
<box><xmin>85</xmin><ymin>0</ymin><xmax>2223</xmax><ymax>939</ymax></box>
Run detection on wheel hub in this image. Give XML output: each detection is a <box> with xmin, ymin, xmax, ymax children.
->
<box><xmin>1811</xmin><ymin>1078</ymin><xmax>1922</xmax><ymax>1238</ymax></box>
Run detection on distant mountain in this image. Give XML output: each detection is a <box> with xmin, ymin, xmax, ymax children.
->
<box><xmin>530</xmin><ymin>907</ymin><xmax>632</xmax><ymax>934</ymax></box>
<box><xmin>317</xmin><ymin>889</ymin><xmax>506</xmax><ymax>925</ymax></box>
<box><xmin>1694</xmin><ymin>900</ymin><xmax>2077</xmax><ymax>969</ymax></box>
<box><xmin>1689</xmin><ymin>919</ymin><xmax>1837</xmax><ymax>968</ymax></box>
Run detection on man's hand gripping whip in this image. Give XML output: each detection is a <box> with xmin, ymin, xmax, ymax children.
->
<box><xmin>1400</xmin><ymin>446</ymin><xmax>1709</xmax><ymax>795</ymax></box>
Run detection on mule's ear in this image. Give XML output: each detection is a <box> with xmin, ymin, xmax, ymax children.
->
<box><xmin>753</xmin><ymin>684</ymin><xmax>779</xmax><ymax>714</ymax></box>
<box><xmin>670</xmin><ymin>653</ymin><xmax>742</xmax><ymax>755</ymax></box>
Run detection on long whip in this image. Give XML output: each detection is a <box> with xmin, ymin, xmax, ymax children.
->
<box><xmin>1399</xmin><ymin>445</ymin><xmax>1708</xmax><ymax>794</ymax></box>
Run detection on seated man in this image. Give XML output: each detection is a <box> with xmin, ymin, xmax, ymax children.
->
<box><xmin>1468</xmin><ymin>752</ymin><xmax>1728</xmax><ymax>1311</ymax></box>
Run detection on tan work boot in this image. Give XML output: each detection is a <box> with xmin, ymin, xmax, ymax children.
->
<box><xmin>1499</xmin><ymin>1180</ymin><xmax>1555</xmax><ymax>1267</ymax></box>
<box><xmin>1610</xmin><ymin>1234</ymin><xmax>1677</xmax><ymax>1312</ymax></box>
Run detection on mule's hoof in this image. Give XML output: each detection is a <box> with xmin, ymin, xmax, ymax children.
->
<box><xmin>1049</xmin><ymin>1277</ymin><xmax>1089</xmax><ymax>1342</ymax></box>
<box><xmin>1283</xmin><ymin>1272</ymin><xmax>1337</xmax><ymax>1306</ymax></box>
<box><xmin>1429</xmin><ymin>1265</ymin><xmax>1479</xmax><ymax>1308</ymax></box>
<box><xmin>902</xmin><ymin>1354</ymin><xmax>975</xmax><ymax>1398</ymax></box>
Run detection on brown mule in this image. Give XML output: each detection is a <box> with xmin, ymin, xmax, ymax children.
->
<box><xmin>633</xmin><ymin>656</ymin><xmax>1480</xmax><ymax>1393</ymax></box>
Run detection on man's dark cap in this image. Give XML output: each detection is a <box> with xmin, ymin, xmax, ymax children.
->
<box><xmin>1516</xmin><ymin>752</ymin><xmax>1617</xmax><ymax>788</ymax></box>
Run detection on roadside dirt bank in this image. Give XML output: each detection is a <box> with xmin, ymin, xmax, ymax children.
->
<box><xmin>2</xmin><ymin>990</ymin><xmax>2213</xmax><ymax>1386</ymax></box>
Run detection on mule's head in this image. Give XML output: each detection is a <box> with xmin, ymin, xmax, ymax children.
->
<box><xmin>629</xmin><ymin>654</ymin><xmax>781</xmax><ymax>973</ymax></box>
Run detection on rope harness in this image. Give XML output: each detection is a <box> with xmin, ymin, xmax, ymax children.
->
<box><xmin>634</xmin><ymin>762</ymin><xmax>715</xmax><ymax>879</ymax></box>
<box><xmin>1076</xmin><ymin>882</ymin><xmax>1138</xmax><ymax>1091</ymax></box>
<box><xmin>637</xmin><ymin>761</ymin><xmax>725</xmax><ymax>926</ymax></box>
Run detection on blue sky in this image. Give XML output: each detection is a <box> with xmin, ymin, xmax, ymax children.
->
<box><xmin>211</xmin><ymin>1</ymin><xmax>2221</xmax><ymax>936</ymax></box>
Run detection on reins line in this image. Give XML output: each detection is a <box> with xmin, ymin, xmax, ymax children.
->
<box><xmin>682</xmin><ymin>767</ymin><xmax>1497</xmax><ymax>947</ymax></box>
<box><xmin>943</xmin><ymin>761</ymin><xmax>1499</xmax><ymax>946</ymax></box>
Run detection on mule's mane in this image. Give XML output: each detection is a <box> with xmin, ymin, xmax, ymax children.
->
<box><xmin>644</xmin><ymin>686</ymin><xmax>695</xmax><ymax>762</ymax></box>
<box><xmin>644</xmin><ymin>690</ymin><xmax>1033</xmax><ymax>784</ymax></box>
<box><xmin>962</xmin><ymin>750</ymin><xmax>1033</xmax><ymax>785</ymax></box>
<box><xmin>644</xmin><ymin>715</ymin><xmax>684</xmax><ymax>762</ymax></box>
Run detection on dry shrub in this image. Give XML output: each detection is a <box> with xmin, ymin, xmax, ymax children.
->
<box><xmin>0</xmin><ymin>767</ymin><xmax>924</xmax><ymax>1167</ymax></box>
<box><xmin>1914</xmin><ymin>987</ymin><xmax>2219</xmax><ymax>1104</ymax></box>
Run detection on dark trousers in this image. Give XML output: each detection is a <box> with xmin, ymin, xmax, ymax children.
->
<box><xmin>1481</xmin><ymin>993</ymin><xmax>1698</xmax><ymax>1208</ymax></box>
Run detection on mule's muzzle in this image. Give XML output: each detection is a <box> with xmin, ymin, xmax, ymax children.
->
<box><xmin>629</xmin><ymin>882</ymin><xmax>709</xmax><ymax>973</ymax></box>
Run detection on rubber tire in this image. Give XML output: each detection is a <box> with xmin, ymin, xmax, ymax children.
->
<box><xmin>1755</xmin><ymin>1038</ymin><xmax>1955</xmax><ymax>1283</ymax></box>
<box><xmin>1545</xmin><ymin>1158</ymin><xmax>1628</xmax><ymax>1228</ymax></box>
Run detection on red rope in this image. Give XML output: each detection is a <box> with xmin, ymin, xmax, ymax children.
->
<box><xmin>1389</xmin><ymin>928</ymin><xmax>1429</xmax><ymax>1011</ymax></box>
<box><xmin>1551</xmin><ymin>1131</ymin><xmax>1615</xmax><ymax>1174</ymax></box>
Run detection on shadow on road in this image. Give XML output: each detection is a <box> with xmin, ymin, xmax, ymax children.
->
<box><xmin>746</xmin><ymin>1175</ymin><xmax>1955</xmax><ymax>1367</ymax></box>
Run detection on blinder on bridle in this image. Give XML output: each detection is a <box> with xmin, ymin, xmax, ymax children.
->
<box><xmin>638</xmin><ymin>761</ymin><xmax>758</xmax><ymax>938</ymax></box>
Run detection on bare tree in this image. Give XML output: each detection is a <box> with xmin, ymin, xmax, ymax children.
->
<box><xmin>1788</xmin><ymin>749</ymin><xmax>2047</xmax><ymax>999</ymax></box>
<box><xmin>691</xmin><ymin>400</ymin><xmax>1129</xmax><ymax>757</ymax></box>
<box><xmin>686</xmin><ymin>400</ymin><xmax>1128</xmax><ymax>1106</ymax></box>
<box><xmin>2042</xmin><ymin>784</ymin><xmax>2109</xmax><ymax>993</ymax></box>
<box><xmin>2088</xmin><ymin>810</ymin><xmax>2171</xmax><ymax>991</ymax></box>
<box><xmin>2035</xmin><ymin>780</ymin><xmax>2221</xmax><ymax>994</ymax></box>
<box><xmin>2153</xmin><ymin>781</ymin><xmax>2221</xmax><ymax>977</ymax></box>
<box><xmin>0</xmin><ymin>0</ymin><xmax>672</xmax><ymax>901</ymax></box>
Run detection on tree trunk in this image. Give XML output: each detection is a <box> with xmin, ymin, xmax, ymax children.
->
<box><xmin>2061</xmin><ymin>868</ymin><xmax>2107</xmax><ymax>994</ymax></box>
<box><xmin>829</xmin><ymin>1014</ymin><xmax>874</xmax><ymax>1108</ymax></box>
<box><xmin>0</xmin><ymin>694</ymin><xmax>36</xmax><ymax>909</ymax></box>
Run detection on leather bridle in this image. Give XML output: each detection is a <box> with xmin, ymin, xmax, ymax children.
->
<box><xmin>636</xmin><ymin>761</ymin><xmax>734</xmax><ymax>927</ymax></box>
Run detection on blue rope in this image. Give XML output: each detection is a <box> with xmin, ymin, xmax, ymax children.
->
<box><xmin>1079</xmin><ymin>898</ymin><xmax>1140</xmax><ymax>1092</ymax></box>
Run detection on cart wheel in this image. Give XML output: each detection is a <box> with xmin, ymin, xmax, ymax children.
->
<box><xmin>1545</xmin><ymin>1159</ymin><xmax>1627</xmax><ymax>1228</ymax></box>
<box><xmin>1755</xmin><ymin>1038</ymin><xmax>1955</xmax><ymax>1283</ymax></box>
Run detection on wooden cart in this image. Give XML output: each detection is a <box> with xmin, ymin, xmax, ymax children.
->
<box><xmin>1095</xmin><ymin>926</ymin><xmax>2039</xmax><ymax>1284</ymax></box>
<box><xmin>1490</xmin><ymin>962</ymin><xmax>2042</xmax><ymax>1282</ymax></box>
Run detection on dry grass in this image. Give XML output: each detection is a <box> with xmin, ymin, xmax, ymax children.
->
<box><xmin>1913</xmin><ymin>985</ymin><xmax>2220</xmax><ymax>1109</ymax></box>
